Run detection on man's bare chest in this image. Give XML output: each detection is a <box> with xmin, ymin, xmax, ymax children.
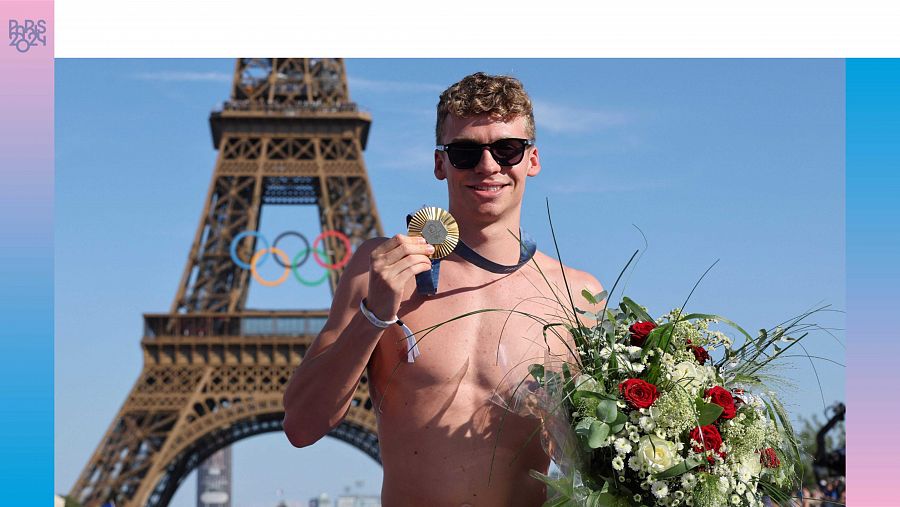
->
<box><xmin>367</xmin><ymin>262</ymin><xmax>565</xmax><ymax>405</ymax></box>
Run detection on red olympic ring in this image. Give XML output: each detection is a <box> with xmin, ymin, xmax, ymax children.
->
<box><xmin>312</xmin><ymin>230</ymin><xmax>352</xmax><ymax>270</ymax></box>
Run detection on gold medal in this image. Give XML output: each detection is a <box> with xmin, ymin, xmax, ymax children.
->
<box><xmin>407</xmin><ymin>206</ymin><xmax>459</xmax><ymax>260</ymax></box>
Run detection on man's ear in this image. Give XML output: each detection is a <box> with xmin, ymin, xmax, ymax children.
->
<box><xmin>434</xmin><ymin>150</ymin><xmax>447</xmax><ymax>180</ymax></box>
<box><xmin>526</xmin><ymin>145</ymin><xmax>541</xmax><ymax>177</ymax></box>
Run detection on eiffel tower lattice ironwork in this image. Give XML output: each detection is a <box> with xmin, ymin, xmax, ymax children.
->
<box><xmin>70</xmin><ymin>58</ymin><xmax>384</xmax><ymax>507</ymax></box>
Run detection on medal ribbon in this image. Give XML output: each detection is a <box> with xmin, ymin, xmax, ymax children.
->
<box><xmin>406</xmin><ymin>213</ymin><xmax>537</xmax><ymax>295</ymax></box>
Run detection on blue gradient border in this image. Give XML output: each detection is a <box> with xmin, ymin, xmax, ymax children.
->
<box><xmin>0</xmin><ymin>2</ymin><xmax>54</xmax><ymax>503</ymax></box>
<box><xmin>847</xmin><ymin>59</ymin><xmax>900</xmax><ymax>505</ymax></box>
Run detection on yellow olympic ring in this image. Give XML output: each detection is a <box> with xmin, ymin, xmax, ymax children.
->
<box><xmin>250</xmin><ymin>247</ymin><xmax>291</xmax><ymax>287</ymax></box>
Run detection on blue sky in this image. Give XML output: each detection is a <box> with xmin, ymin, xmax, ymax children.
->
<box><xmin>55</xmin><ymin>59</ymin><xmax>845</xmax><ymax>506</ymax></box>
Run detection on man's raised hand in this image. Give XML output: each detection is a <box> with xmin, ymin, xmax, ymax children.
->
<box><xmin>365</xmin><ymin>234</ymin><xmax>434</xmax><ymax>321</ymax></box>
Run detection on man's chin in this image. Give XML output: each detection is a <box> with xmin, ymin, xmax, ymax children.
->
<box><xmin>460</xmin><ymin>204</ymin><xmax>510</xmax><ymax>224</ymax></box>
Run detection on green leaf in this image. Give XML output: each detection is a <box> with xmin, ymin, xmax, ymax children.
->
<box><xmin>530</xmin><ymin>470</ymin><xmax>577</xmax><ymax>506</ymax></box>
<box><xmin>621</xmin><ymin>297</ymin><xmax>654</xmax><ymax>324</ymax></box>
<box><xmin>575</xmin><ymin>416</ymin><xmax>596</xmax><ymax>438</ymax></box>
<box><xmin>696</xmin><ymin>400</ymin><xmax>724</xmax><ymax>426</ymax></box>
<box><xmin>609</xmin><ymin>410</ymin><xmax>628</xmax><ymax>434</ymax></box>
<box><xmin>655</xmin><ymin>456</ymin><xmax>705</xmax><ymax>479</ymax></box>
<box><xmin>575</xmin><ymin>308</ymin><xmax>600</xmax><ymax>320</ymax></box>
<box><xmin>529</xmin><ymin>364</ymin><xmax>545</xmax><ymax>384</ymax></box>
<box><xmin>642</xmin><ymin>323</ymin><xmax>676</xmax><ymax>384</ymax></box>
<box><xmin>640</xmin><ymin>323</ymin><xmax>674</xmax><ymax>358</ymax></box>
<box><xmin>572</xmin><ymin>389</ymin><xmax>604</xmax><ymax>408</ymax></box>
<box><xmin>588</xmin><ymin>421</ymin><xmax>610</xmax><ymax>448</ymax></box>
<box><xmin>596</xmin><ymin>399</ymin><xmax>619</xmax><ymax>423</ymax></box>
<box><xmin>581</xmin><ymin>289</ymin><xmax>608</xmax><ymax>306</ymax></box>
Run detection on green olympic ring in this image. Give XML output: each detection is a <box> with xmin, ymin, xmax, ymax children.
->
<box><xmin>291</xmin><ymin>246</ymin><xmax>330</xmax><ymax>287</ymax></box>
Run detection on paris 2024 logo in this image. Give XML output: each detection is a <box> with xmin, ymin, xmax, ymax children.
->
<box><xmin>8</xmin><ymin>19</ymin><xmax>47</xmax><ymax>53</ymax></box>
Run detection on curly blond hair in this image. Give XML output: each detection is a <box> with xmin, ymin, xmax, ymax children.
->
<box><xmin>435</xmin><ymin>72</ymin><xmax>535</xmax><ymax>144</ymax></box>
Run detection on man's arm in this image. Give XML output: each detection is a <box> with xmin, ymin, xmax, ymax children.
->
<box><xmin>282</xmin><ymin>235</ymin><xmax>433</xmax><ymax>447</ymax></box>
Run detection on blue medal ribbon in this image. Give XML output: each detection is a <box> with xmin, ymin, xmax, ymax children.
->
<box><xmin>407</xmin><ymin>213</ymin><xmax>537</xmax><ymax>295</ymax></box>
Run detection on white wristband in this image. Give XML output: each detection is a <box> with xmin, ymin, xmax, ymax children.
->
<box><xmin>359</xmin><ymin>298</ymin><xmax>397</xmax><ymax>327</ymax></box>
<box><xmin>359</xmin><ymin>298</ymin><xmax>421</xmax><ymax>363</ymax></box>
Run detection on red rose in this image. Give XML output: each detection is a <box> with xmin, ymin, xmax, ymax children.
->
<box><xmin>706</xmin><ymin>386</ymin><xmax>737</xmax><ymax>420</ymax></box>
<box><xmin>690</xmin><ymin>345</ymin><xmax>710</xmax><ymax>365</ymax></box>
<box><xmin>760</xmin><ymin>447</ymin><xmax>781</xmax><ymax>468</ymax></box>
<box><xmin>618</xmin><ymin>378</ymin><xmax>659</xmax><ymax>409</ymax></box>
<box><xmin>690</xmin><ymin>425</ymin><xmax>725</xmax><ymax>458</ymax></box>
<box><xmin>629</xmin><ymin>321</ymin><xmax>657</xmax><ymax>346</ymax></box>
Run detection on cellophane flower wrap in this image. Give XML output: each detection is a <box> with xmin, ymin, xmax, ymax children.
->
<box><xmin>504</xmin><ymin>290</ymin><xmax>815</xmax><ymax>507</ymax></box>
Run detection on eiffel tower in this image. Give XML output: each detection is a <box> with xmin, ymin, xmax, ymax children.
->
<box><xmin>70</xmin><ymin>58</ymin><xmax>384</xmax><ymax>507</ymax></box>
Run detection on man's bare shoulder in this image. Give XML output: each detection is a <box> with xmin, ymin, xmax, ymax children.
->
<box><xmin>525</xmin><ymin>250</ymin><xmax>607</xmax><ymax>322</ymax></box>
<box><xmin>530</xmin><ymin>250</ymin><xmax>604</xmax><ymax>295</ymax></box>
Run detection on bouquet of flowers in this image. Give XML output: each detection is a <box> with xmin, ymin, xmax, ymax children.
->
<box><xmin>401</xmin><ymin>212</ymin><xmax>835</xmax><ymax>506</ymax></box>
<box><xmin>514</xmin><ymin>286</ymin><xmax>823</xmax><ymax>507</ymax></box>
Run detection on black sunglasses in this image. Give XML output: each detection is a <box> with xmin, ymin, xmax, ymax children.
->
<box><xmin>436</xmin><ymin>138</ymin><xmax>534</xmax><ymax>170</ymax></box>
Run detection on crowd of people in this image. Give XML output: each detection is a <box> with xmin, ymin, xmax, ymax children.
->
<box><xmin>797</xmin><ymin>477</ymin><xmax>846</xmax><ymax>506</ymax></box>
<box><xmin>767</xmin><ymin>476</ymin><xmax>846</xmax><ymax>506</ymax></box>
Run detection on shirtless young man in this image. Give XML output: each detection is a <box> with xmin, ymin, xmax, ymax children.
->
<box><xmin>283</xmin><ymin>72</ymin><xmax>604</xmax><ymax>506</ymax></box>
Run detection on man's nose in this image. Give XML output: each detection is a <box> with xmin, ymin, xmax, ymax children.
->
<box><xmin>473</xmin><ymin>147</ymin><xmax>502</xmax><ymax>175</ymax></box>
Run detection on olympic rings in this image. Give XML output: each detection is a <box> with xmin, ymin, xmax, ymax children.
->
<box><xmin>229</xmin><ymin>230</ymin><xmax>353</xmax><ymax>287</ymax></box>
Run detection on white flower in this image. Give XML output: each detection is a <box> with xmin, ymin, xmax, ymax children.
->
<box><xmin>628</xmin><ymin>456</ymin><xmax>642</xmax><ymax>471</ymax></box>
<box><xmin>573</xmin><ymin>374</ymin><xmax>600</xmax><ymax>392</ymax></box>
<box><xmin>630</xmin><ymin>410</ymin><xmax>642</xmax><ymax>423</ymax></box>
<box><xmin>717</xmin><ymin>476</ymin><xmax>730</xmax><ymax>493</ymax></box>
<box><xmin>639</xmin><ymin>416</ymin><xmax>656</xmax><ymax>432</ymax></box>
<box><xmin>615</xmin><ymin>437</ymin><xmax>633</xmax><ymax>455</ymax></box>
<box><xmin>736</xmin><ymin>482</ymin><xmax>747</xmax><ymax>495</ymax></box>
<box><xmin>636</xmin><ymin>435</ymin><xmax>679</xmax><ymax>472</ymax></box>
<box><xmin>627</xmin><ymin>362</ymin><xmax>646</xmax><ymax>374</ymax></box>
<box><xmin>651</xmin><ymin>481</ymin><xmax>669</xmax><ymax>499</ymax></box>
<box><xmin>670</xmin><ymin>361</ymin><xmax>706</xmax><ymax>393</ymax></box>
<box><xmin>731</xmin><ymin>494</ymin><xmax>741</xmax><ymax>505</ymax></box>
<box><xmin>738</xmin><ymin>452</ymin><xmax>763</xmax><ymax>482</ymax></box>
<box><xmin>612</xmin><ymin>456</ymin><xmax>625</xmax><ymax>471</ymax></box>
<box><xmin>681</xmin><ymin>473</ymin><xmax>696</xmax><ymax>489</ymax></box>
